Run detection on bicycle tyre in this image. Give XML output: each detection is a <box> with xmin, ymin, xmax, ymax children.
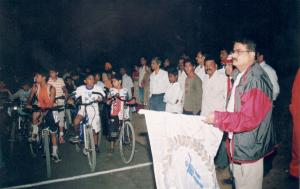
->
<box><xmin>85</xmin><ymin>126</ymin><xmax>96</xmax><ymax>172</ymax></box>
<box><xmin>43</xmin><ymin>130</ymin><xmax>51</xmax><ymax>178</ymax></box>
<box><xmin>9</xmin><ymin>119</ymin><xmax>17</xmax><ymax>156</ymax></box>
<box><xmin>119</xmin><ymin>121</ymin><xmax>135</xmax><ymax>164</ymax></box>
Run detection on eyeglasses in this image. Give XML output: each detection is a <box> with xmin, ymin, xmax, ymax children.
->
<box><xmin>231</xmin><ymin>50</ymin><xmax>252</xmax><ymax>56</ymax></box>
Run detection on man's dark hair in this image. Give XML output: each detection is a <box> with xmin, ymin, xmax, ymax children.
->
<box><xmin>120</xmin><ymin>67</ymin><xmax>127</xmax><ymax>72</ymax></box>
<box><xmin>49</xmin><ymin>67</ymin><xmax>58</xmax><ymax>72</ymax></box>
<box><xmin>152</xmin><ymin>57</ymin><xmax>162</xmax><ymax>66</ymax></box>
<box><xmin>220</xmin><ymin>48</ymin><xmax>228</xmax><ymax>53</ymax></box>
<box><xmin>204</xmin><ymin>55</ymin><xmax>217</xmax><ymax>63</ymax></box>
<box><xmin>84</xmin><ymin>72</ymin><xmax>94</xmax><ymax>79</ymax></box>
<box><xmin>167</xmin><ymin>66</ymin><xmax>178</xmax><ymax>76</ymax></box>
<box><xmin>256</xmin><ymin>49</ymin><xmax>266</xmax><ymax>56</ymax></box>
<box><xmin>112</xmin><ymin>73</ymin><xmax>122</xmax><ymax>81</ymax></box>
<box><xmin>179</xmin><ymin>54</ymin><xmax>190</xmax><ymax>62</ymax></box>
<box><xmin>35</xmin><ymin>70</ymin><xmax>48</xmax><ymax>78</ymax></box>
<box><xmin>196</xmin><ymin>50</ymin><xmax>207</xmax><ymax>57</ymax></box>
<box><xmin>183</xmin><ymin>58</ymin><xmax>195</xmax><ymax>67</ymax></box>
<box><xmin>235</xmin><ymin>39</ymin><xmax>256</xmax><ymax>52</ymax></box>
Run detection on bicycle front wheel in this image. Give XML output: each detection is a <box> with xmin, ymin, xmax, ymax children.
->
<box><xmin>84</xmin><ymin>126</ymin><xmax>96</xmax><ymax>172</ymax></box>
<box><xmin>119</xmin><ymin>121</ymin><xmax>135</xmax><ymax>164</ymax></box>
<box><xmin>43</xmin><ymin>130</ymin><xmax>51</xmax><ymax>178</ymax></box>
<box><xmin>9</xmin><ymin>119</ymin><xmax>17</xmax><ymax>157</ymax></box>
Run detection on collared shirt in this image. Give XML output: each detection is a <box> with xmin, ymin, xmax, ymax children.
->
<box><xmin>195</xmin><ymin>65</ymin><xmax>206</xmax><ymax>81</ymax></box>
<box><xmin>227</xmin><ymin>70</ymin><xmax>246</xmax><ymax>139</ymax></box>
<box><xmin>178</xmin><ymin>70</ymin><xmax>187</xmax><ymax>90</ymax></box>
<box><xmin>150</xmin><ymin>69</ymin><xmax>170</xmax><ymax>96</ymax></box>
<box><xmin>163</xmin><ymin>82</ymin><xmax>184</xmax><ymax>113</ymax></box>
<box><xmin>201</xmin><ymin>71</ymin><xmax>227</xmax><ymax>116</ymax></box>
<box><xmin>259</xmin><ymin>61</ymin><xmax>280</xmax><ymax>101</ymax></box>
<box><xmin>122</xmin><ymin>74</ymin><xmax>134</xmax><ymax>98</ymax></box>
<box><xmin>48</xmin><ymin>77</ymin><xmax>65</xmax><ymax>97</ymax></box>
<box><xmin>138</xmin><ymin>66</ymin><xmax>148</xmax><ymax>87</ymax></box>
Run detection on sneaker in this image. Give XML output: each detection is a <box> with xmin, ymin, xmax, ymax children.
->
<box><xmin>59</xmin><ymin>136</ymin><xmax>65</xmax><ymax>144</ymax></box>
<box><xmin>69</xmin><ymin>135</ymin><xmax>80</xmax><ymax>143</ymax></box>
<box><xmin>82</xmin><ymin>148</ymin><xmax>88</xmax><ymax>156</ymax></box>
<box><xmin>52</xmin><ymin>154</ymin><xmax>62</xmax><ymax>163</ymax></box>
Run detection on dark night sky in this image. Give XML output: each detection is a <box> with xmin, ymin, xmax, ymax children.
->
<box><xmin>0</xmin><ymin>0</ymin><xmax>299</xmax><ymax>78</ymax></box>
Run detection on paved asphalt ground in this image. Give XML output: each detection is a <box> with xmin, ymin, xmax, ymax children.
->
<box><xmin>0</xmin><ymin>129</ymin><xmax>156</xmax><ymax>189</ymax></box>
<box><xmin>0</xmin><ymin>76</ymin><xmax>300</xmax><ymax>189</ymax></box>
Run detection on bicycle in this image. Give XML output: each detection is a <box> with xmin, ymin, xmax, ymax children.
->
<box><xmin>7</xmin><ymin>100</ymin><xmax>31</xmax><ymax>157</ymax></box>
<box><xmin>27</xmin><ymin>105</ymin><xmax>64</xmax><ymax>178</ymax></box>
<box><xmin>108</xmin><ymin>94</ymin><xmax>136</xmax><ymax>164</ymax></box>
<box><xmin>69</xmin><ymin>92</ymin><xmax>104</xmax><ymax>172</ymax></box>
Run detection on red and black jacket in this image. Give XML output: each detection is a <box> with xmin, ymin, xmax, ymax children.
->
<box><xmin>214</xmin><ymin>62</ymin><xmax>277</xmax><ymax>163</ymax></box>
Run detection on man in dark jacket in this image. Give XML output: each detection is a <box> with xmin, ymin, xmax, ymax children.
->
<box><xmin>206</xmin><ymin>39</ymin><xmax>276</xmax><ymax>189</ymax></box>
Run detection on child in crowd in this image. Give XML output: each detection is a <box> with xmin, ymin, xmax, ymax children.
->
<box><xmin>163</xmin><ymin>67</ymin><xmax>184</xmax><ymax>113</ymax></box>
<box><xmin>106</xmin><ymin>73</ymin><xmax>134</xmax><ymax>153</ymax></box>
<box><xmin>69</xmin><ymin>73</ymin><xmax>105</xmax><ymax>153</ymax></box>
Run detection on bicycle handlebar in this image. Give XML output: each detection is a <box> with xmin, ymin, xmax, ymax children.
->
<box><xmin>108</xmin><ymin>94</ymin><xmax>137</xmax><ymax>106</ymax></box>
<box><xmin>27</xmin><ymin>105</ymin><xmax>65</xmax><ymax>112</ymax></box>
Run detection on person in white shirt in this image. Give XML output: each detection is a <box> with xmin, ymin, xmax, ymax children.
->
<box><xmin>94</xmin><ymin>72</ymin><xmax>105</xmax><ymax>90</ymax></box>
<box><xmin>69</xmin><ymin>73</ymin><xmax>105</xmax><ymax>152</ymax></box>
<box><xmin>195</xmin><ymin>51</ymin><xmax>207</xmax><ymax>81</ymax></box>
<box><xmin>201</xmin><ymin>56</ymin><xmax>227</xmax><ymax>117</ymax></box>
<box><xmin>177</xmin><ymin>57</ymin><xmax>187</xmax><ymax>90</ymax></box>
<box><xmin>120</xmin><ymin>67</ymin><xmax>134</xmax><ymax>99</ymax></box>
<box><xmin>164</xmin><ymin>67</ymin><xmax>184</xmax><ymax>113</ymax></box>
<box><xmin>149</xmin><ymin>57</ymin><xmax>170</xmax><ymax>111</ymax></box>
<box><xmin>201</xmin><ymin>56</ymin><xmax>229</xmax><ymax>170</ymax></box>
<box><xmin>48</xmin><ymin>68</ymin><xmax>69</xmax><ymax>144</ymax></box>
<box><xmin>138</xmin><ymin>57</ymin><xmax>149</xmax><ymax>104</ymax></box>
<box><xmin>256</xmin><ymin>51</ymin><xmax>280</xmax><ymax>101</ymax></box>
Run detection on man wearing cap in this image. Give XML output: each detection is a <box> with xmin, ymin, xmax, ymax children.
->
<box><xmin>149</xmin><ymin>57</ymin><xmax>170</xmax><ymax>111</ymax></box>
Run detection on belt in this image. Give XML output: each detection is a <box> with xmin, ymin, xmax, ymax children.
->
<box><xmin>152</xmin><ymin>93</ymin><xmax>165</xmax><ymax>96</ymax></box>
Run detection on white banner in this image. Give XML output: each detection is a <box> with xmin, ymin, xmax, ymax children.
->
<box><xmin>139</xmin><ymin>110</ymin><xmax>223</xmax><ymax>189</ymax></box>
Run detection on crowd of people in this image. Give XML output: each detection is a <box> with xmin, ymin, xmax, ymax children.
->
<box><xmin>2</xmin><ymin>38</ymin><xmax>299</xmax><ymax>189</ymax></box>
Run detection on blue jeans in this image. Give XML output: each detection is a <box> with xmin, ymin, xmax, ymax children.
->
<box><xmin>139</xmin><ymin>87</ymin><xmax>144</xmax><ymax>104</ymax></box>
<box><xmin>149</xmin><ymin>94</ymin><xmax>166</xmax><ymax>111</ymax></box>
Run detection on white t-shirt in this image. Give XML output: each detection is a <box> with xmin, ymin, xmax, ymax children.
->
<box><xmin>201</xmin><ymin>71</ymin><xmax>227</xmax><ymax>116</ymax></box>
<box><xmin>178</xmin><ymin>70</ymin><xmax>187</xmax><ymax>90</ymax></box>
<box><xmin>150</xmin><ymin>69</ymin><xmax>170</xmax><ymax>96</ymax></box>
<box><xmin>195</xmin><ymin>65</ymin><xmax>206</xmax><ymax>81</ymax></box>
<box><xmin>163</xmin><ymin>82</ymin><xmax>183</xmax><ymax>113</ymax></box>
<box><xmin>75</xmin><ymin>85</ymin><xmax>105</xmax><ymax>113</ymax></box>
<box><xmin>122</xmin><ymin>74</ymin><xmax>134</xmax><ymax>98</ymax></box>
